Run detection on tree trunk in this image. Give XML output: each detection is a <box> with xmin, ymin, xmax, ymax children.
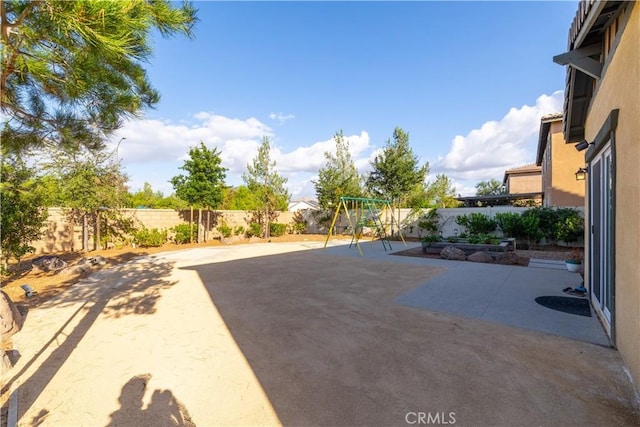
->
<box><xmin>83</xmin><ymin>213</ymin><xmax>89</xmax><ymax>252</ymax></box>
<box><xmin>265</xmin><ymin>203</ymin><xmax>270</xmax><ymax>239</ymax></box>
<box><xmin>206</xmin><ymin>210</ymin><xmax>210</xmax><ymax>242</ymax></box>
<box><xmin>70</xmin><ymin>216</ymin><xmax>75</xmax><ymax>252</ymax></box>
<box><xmin>189</xmin><ymin>206</ymin><xmax>193</xmax><ymax>244</ymax></box>
<box><xmin>95</xmin><ymin>210</ymin><xmax>101</xmax><ymax>251</ymax></box>
<box><xmin>198</xmin><ymin>208</ymin><xmax>202</xmax><ymax>243</ymax></box>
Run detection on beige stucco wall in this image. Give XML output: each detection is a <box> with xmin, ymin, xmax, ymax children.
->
<box><xmin>507</xmin><ymin>172</ymin><xmax>542</xmax><ymax>194</ymax></box>
<box><xmin>583</xmin><ymin>2</ymin><xmax>640</xmax><ymax>390</ymax></box>
<box><xmin>549</xmin><ymin>121</ymin><xmax>586</xmax><ymax>207</ymax></box>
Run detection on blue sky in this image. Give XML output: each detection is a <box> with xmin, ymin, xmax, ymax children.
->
<box><xmin>113</xmin><ymin>1</ymin><xmax>578</xmax><ymax>199</ymax></box>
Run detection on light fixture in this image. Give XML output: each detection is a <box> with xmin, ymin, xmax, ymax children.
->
<box><xmin>575</xmin><ymin>167</ymin><xmax>588</xmax><ymax>181</ymax></box>
<box><xmin>575</xmin><ymin>140</ymin><xmax>593</xmax><ymax>152</ymax></box>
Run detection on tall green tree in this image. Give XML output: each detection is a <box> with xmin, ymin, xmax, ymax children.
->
<box><xmin>243</xmin><ymin>137</ymin><xmax>290</xmax><ymax>238</ymax></box>
<box><xmin>221</xmin><ymin>185</ymin><xmax>260</xmax><ymax>211</ymax></box>
<box><xmin>313</xmin><ymin>130</ymin><xmax>362</xmax><ymax>209</ymax></box>
<box><xmin>0</xmin><ymin>152</ymin><xmax>49</xmax><ymax>268</ymax></box>
<box><xmin>366</xmin><ymin>127</ymin><xmax>428</xmax><ymax>235</ymax></box>
<box><xmin>126</xmin><ymin>182</ymin><xmax>187</xmax><ymax>209</ymax></box>
<box><xmin>425</xmin><ymin>174</ymin><xmax>460</xmax><ymax>208</ymax></box>
<box><xmin>1</xmin><ymin>0</ymin><xmax>197</xmax><ymax>153</ymax></box>
<box><xmin>475</xmin><ymin>179</ymin><xmax>506</xmax><ymax>196</ymax></box>
<box><xmin>44</xmin><ymin>147</ymin><xmax>127</xmax><ymax>250</ymax></box>
<box><xmin>170</xmin><ymin>142</ymin><xmax>227</xmax><ymax>209</ymax></box>
<box><xmin>366</xmin><ymin>127</ymin><xmax>428</xmax><ymax>204</ymax></box>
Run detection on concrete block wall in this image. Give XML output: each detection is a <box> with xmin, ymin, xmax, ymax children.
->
<box><xmin>28</xmin><ymin>208</ymin><xmax>298</xmax><ymax>255</ymax></box>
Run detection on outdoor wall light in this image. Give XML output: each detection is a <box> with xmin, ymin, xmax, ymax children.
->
<box><xmin>575</xmin><ymin>140</ymin><xmax>593</xmax><ymax>151</ymax></box>
<box><xmin>575</xmin><ymin>167</ymin><xmax>588</xmax><ymax>181</ymax></box>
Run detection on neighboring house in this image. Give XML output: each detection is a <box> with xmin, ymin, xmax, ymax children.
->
<box><xmin>503</xmin><ymin>164</ymin><xmax>542</xmax><ymax>194</ymax></box>
<box><xmin>554</xmin><ymin>0</ymin><xmax>639</xmax><ymax>390</ymax></box>
<box><xmin>502</xmin><ymin>164</ymin><xmax>543</xmax><ymax>206</ymax></box>
<box><xmin>288</xmin><ymin>199</ymin><xmax>320</xmax><ymax>212</ymax></box>
<box><xmin>535</xmin><ymin>113</ymin><xmax>586</xmax><ymax>207</ymax></box>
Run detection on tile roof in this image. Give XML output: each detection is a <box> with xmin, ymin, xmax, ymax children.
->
<box><xmin>504</xmin><ymin>163</ymin><xmax>541</xmax><ymax>173</ymax></box>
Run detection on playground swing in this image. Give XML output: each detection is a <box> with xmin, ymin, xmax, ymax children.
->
<box><xmin>323</xmin><ymin>196</ymin><xmax>405</xmax><ymax>256</ymax></box>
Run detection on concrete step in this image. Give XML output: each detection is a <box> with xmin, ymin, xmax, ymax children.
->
<box><xmin>529</xmin><ymin>258</ymin><xmax>566</xmax><ymax>270</ymax></box>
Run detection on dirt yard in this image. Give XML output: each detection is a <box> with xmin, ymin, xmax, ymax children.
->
<box><xmin>1</xmin><ymin>235</ymin><xmax>572</xmax><ymax>308</ymax></box>
<box><xmin>0</xmin><ymin>234</ymin><xmax>332</xmax><ymax>307</ymax></box>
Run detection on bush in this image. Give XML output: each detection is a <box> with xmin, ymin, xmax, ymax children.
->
<box><xmin>269</xmin><ymin>223</ymin><xmax>287</xmax><ymax>237</ymax></box>
<box><xmin>556</xmin><ymin>213</ymin><xmax>584</xmax><ymax>245</ymax></box>
<box><xmin>468</xmin><ymin>233</ymin><xmax>500</xmax><ymax>245</ymax></box>
<box><xmin>233</xmin><ymin>226</ymin><xmax>245</xmax><ymax>236</ymax></box>
<box><xmin>495</xmin><ymin>212</ymin><xmax>524</xmax><ymax>239</ymax></box>
<box><xmin>520</xmin><ymin>211</ymin><xmax>542</xmax><ymax>245</ymax></box>
<box><xmin>421</xmin><ymin>234</ymin><xmax>442</xmax><ymax>243</ymax></box>
<box><xmin>525</xmin><ymin>207</ymin><xmax>558</xmax><ymax>241</ymax></box>
<box><xmin>291</xmin><ymin>221</ymin><xmax>306</xmax><ymax>234</ymax></box>
<box><xmin>217</xmin><ymin>223</ymin><xmax>232</xmax><ymax>238</ymax></box>
<box><xmin>417</xmin><ymin>209</ymin><xmax>440</xmax><ymax>237</ymax></box>
<box><xmin>134</xmin><ymin>228</ymin><xmax>167</xmax><ymax>247</ymax></box>
<box><xmin>172</xmin><ymin>223</ymin><xmax>196</xmax><ymax>244</ymax></box>
<box><xmin>247</xmin><ymin>222</ymin><xmax>262</xmax><ymax>237</ymax></box>
<box><xmin>455</xmin><ymin>213</ymin><xmax>497</xmax><ymax>235</ymax></box>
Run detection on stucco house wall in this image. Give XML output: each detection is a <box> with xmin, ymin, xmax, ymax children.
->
<box><xmin>507</xmin><ymin>172</ymin><xmax>542</xmax><ymax>194</ymax></box>
<box><xmin>582</xmin><ymin>2</ymin><xmax>640</xmax><ymax>389</ymax></box>
<box><xmin>548</xmin><ymin>121</ymin><xmax>586</xmax><ymax>207</ymax></box>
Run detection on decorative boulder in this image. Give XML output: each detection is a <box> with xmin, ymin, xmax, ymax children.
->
<box><xmin>495</xmin><ymin>252</ymin><xmax>521</xmax><ymax>265</ymax></box>
<box><xmin>440</xmin><ymin>246</ymin><xmax>467</xmax><ymax>261</ymax></box>
<box><xmin>1</xmin><ymin>291</ymin><xmax>23</xmax><ymax>339</ymax></box>
<box><xmin>467</xmin><ymin>251</ymin><xmax>494</xmax><ymax>263</ymax></box>
<box><xmin>32</xmin><ymin>255</ymin><xmax>67</xmax><ymax>272</ymax></box>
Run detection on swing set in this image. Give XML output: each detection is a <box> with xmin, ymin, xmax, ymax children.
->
<box><xmin>323</xmin><ymin>196</ymin><xmax>405</xmax><ymax>256</ymax></box>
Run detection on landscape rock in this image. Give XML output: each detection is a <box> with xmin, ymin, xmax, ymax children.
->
<box><xmin>1</xmin><ymin>291</ymin><xmax>23</xmax><ymax>338</ymax></box>
<box><xmin>32</xmin><ymin>255</ymin><xmax>67</xmax><ymax>272</ymax></box>
<box><xmin>440</xmin><ymin>246</ymin><xmax>467</xmax><ymax>261</ymax></box>
<box><xmin>467</xmin><ymin>252</ymin><xmax>494</xmax><ymax>263</ymax></box>
<box><xmin>496</xmin><ymin>252</ymin><xmax>522</xmax><ymax>265</ymax></box>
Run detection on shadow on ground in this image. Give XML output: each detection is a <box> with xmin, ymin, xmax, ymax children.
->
<box><xmin>107</xmin><ymin>373</ymin><xmax>194</xmax><ymax>427</ymax></box>
<box><xmin>3</xmin><ymin>255</ymin><xmax>177</xmax><ymax>422</ymax></box>
<box><xmin>183</xmin><ymin>248</ymin><xmax>640</xmax><ymax>426</ymax></box>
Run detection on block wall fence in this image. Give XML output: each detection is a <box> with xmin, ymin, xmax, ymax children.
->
<box><xmin>30</xmin><ymin>205</ymin><xmax>584</xmax><ymax>255</ymax></box>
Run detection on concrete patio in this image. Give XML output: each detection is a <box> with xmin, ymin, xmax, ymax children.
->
<box><xmin>3</xmin><ymin>240</ymin><xmax>639</xmax><ymax>426</ymax></box>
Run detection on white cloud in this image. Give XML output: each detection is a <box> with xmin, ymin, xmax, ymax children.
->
<box><xmin>435</xmin><ymin>91</ymin><xmax>563</xmax><ymax>182</ymax></box>
<box><xmin>113</xmin><ymin>113</ymin><xmax>273</xmax><ymax>167</ymax></box>
<box><xmin>269</xmin><ymin>112</ymin><xmax>295</xmax><ymax>125</ymax></box>
<box><xmin>275</xmin><ymin>131</ymin><xmax>372</xmax><ymax>173</ymax></box>
<box><xmin>109</xmin><ymin>113</ymin><xmax>375</xmax><ymax>198</ymax></box>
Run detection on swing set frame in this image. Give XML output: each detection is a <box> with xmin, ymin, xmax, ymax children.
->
<box><xmin>323</xmin><ymin>196</ymin><xmax>406</xmax><ymax>256</ymax></box>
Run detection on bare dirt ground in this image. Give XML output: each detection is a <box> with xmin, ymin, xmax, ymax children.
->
<box><xmin>0</xmin><ymin>234</ymin><xmax>332</xmax><ymax>307</ymax></box>
<box><xmin>1</xmin><ymin>238</ymin><xmax>638</xmax><ymax>426</ymax></box>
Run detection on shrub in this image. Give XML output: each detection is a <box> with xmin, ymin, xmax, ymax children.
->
<box><xmin>217</xmin><ymin>223</ymin><xmax>232</xmax><ymax>238</ymax></box>
<box><xmin>233</xmin><ymin>226</ymin><xmax>245</xmax><ymax>236</ymax></box>
<box><xmin>291</xmin><ymin>221</ymin><xmax>306</xmax><ymax>234</ymax></box>
<box><xmin>455</xmin><ymin>213</ymin><xmax>497</xmax><ymax>235</ymax></box>
<box><xmin>134</xmin><ymin>228</ymin><xmax>167</xmax><ymax>247</ymax></box>
<box><xmin>172</xmin><ymin>223</ymin><xmax>196</xmax><ymax>244</ymax></box>
<box><xmin>421</xmin><ymin>234</ymin><xmax>442</xmax><ymax>243</ymax></box>
<box><xmin>520</xmin><ymin>211</ymin><xmax>542</xmax><ymax>246</ymax></box>
<box><xmin>495</xmin><ymin>212</ymin><xmax>524</xmax><ymax>239</ymax></box>
<box><xmin>269</xmin><ymin>223</ymin><xmax>287</xmax><ymax>237</ymax></box>
<box><xmin>556</xmin><ymin>213</ymin><xmax>584</xmax><ymax>245</ymax></box>
<box><xmin>525</xmin><ymin>207</ymin><xmax>558</xmax><ymax>241</ymax></box>
<box><xmin>417</xmin><ymin>209</ymin><xmax>440</xmax><ymax>237</ymax></box>
<box><xmin>247</xmin><ymin>222</ymin><xmax>262</xmax><ymax>237</ymax></box>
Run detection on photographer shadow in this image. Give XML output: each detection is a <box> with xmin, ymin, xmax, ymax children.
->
<box><xmin>108</xmin><ymin>374</ymin><xmax>194</xmax><ymax>427</ymax></box>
